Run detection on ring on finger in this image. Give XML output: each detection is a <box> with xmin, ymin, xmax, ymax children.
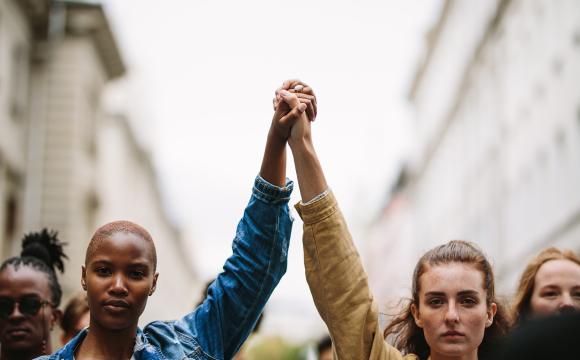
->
<box><xmin>293</xmin><ymin>84</ymin><xmax>304</xmax><ymax>92</ymax></box>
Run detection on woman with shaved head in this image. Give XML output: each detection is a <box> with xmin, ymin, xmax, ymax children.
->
<box><xmin>40</xmin><ymin>80</ymin><xmax>316</xmax><ymax>360</ymax></box>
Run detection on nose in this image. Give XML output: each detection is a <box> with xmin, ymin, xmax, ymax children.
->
<box><xmin>445</xmin><ymin>302</ymin><xmax>460</xmax><ymax>323</ymax></box>
<box><xmin>109</xmin><ymin>274</ymin><xmax>129</xmax><ymax>296</ymax></box>
<box><xmin>7</xmin><ymin>303</ymin><xmax>25</xmax><ymax>321</ymax></box>
<box><xmin>558</xmin><ymin>294</ymin><xmax>577</xmax><ymax>314</ymax></box>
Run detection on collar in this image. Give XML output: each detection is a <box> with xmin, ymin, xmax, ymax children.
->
<box><xmin>58</xmin><ymin>327</ymin><xmax>146</xmax><ymax>358</ymax></box>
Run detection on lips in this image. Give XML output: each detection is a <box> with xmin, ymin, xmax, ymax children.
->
<box><xmin>103</xmin><ymin>299</ymin><xmax>130</xmax><ymax>314</ymax></box>
<box><xmin>104</xmin><ymin>299</ymin><xmax>130</xmax><ymax>308</ymax></box>
<box><xmin>5</xmin><ymin>327</ymin><xmax>31</xmax><ymax>339</ymax></box>
<box><xmin>442</xmin><ymin>330</ymin><xmax>465</xmax><ymax>338</ymax></box>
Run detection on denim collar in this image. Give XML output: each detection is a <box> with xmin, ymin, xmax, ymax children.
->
<box><xmin>58</xmin><ymin>327</ymin><xmax>147</xmax><ymax>359</ymax></box>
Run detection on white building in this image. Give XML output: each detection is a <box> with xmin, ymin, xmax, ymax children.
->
<box><xmin>0</xmin><ymin>0</ymin><xmax>42</xmax><ymax>258</ymax></box>
<box><xmin>0</xmin><ymin>0</ymin><xmax>198</xmax><ymax>325</ymax></box>
<box><xmin>97</xmin><ymin>113</ymin><xmax>197</xmax><ymax>323</ymax></box>
<box><xmin>366</xmin><ymin>0</ymin><xmax>580</xmax><ymax>305</ymax></box>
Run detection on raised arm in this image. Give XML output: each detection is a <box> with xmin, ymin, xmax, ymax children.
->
<box><xmin>284</xmin><ymin>82</ymin><xmax>401</xmax><ymax>360</ymax></box>
<box><xmin>163</xmin><ymin>84</ymin><xmax>307</xmax><ymax>359</ymax></box>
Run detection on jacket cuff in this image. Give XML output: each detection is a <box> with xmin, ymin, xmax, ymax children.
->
<box><xmin>294</xmin><ymin>190</ymin><xmax>338</xmax><ymax>225</ymax></box>
<box><xmin>253</xmin><ymin>175</ymin><xmax>293</xmax><ymax>204</ymax></box>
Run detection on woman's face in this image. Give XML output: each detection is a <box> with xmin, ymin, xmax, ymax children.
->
<box><xmin>0</xmin><ymin>266</ymin><xmax>59</xmax><ymax>355</ymax></box>
<box><xmin>411</xmin><ymin>263</ymin><xmax>496</xmax><ymax>359</ymax></box>
<box><xmin>530</xmin><ymin>259</ymin><xmax>580</xmax><ymax>316</ymax></box>
<box><xmin>82</xmin><ymin>231</ymin><xmax>158</xmax><ymax>331</ymax></box>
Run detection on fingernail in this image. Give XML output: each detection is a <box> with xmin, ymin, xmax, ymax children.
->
<box><xmin>280</xmin><ymin>90</ymin><xmax>290</xmax><ymax>97</ymax></box>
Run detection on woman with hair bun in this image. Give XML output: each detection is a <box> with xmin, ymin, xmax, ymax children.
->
<box><xmin>0</xmin><ymin>229</ymin><xmax>67</xmax><ymax>360</ymax></box>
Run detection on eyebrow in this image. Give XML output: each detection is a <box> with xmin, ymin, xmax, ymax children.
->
<box><xmin>90</xmin><ymin>260</ymin><xmax>150</xmax><ymax>269</ymax></box>
<box><xmin>538</xmin><ymin>284</ymin><xmax>561</xmax><ymax>289</ymax></box>
<box><xmin>424</xmin><ymin>290</ymin><xmax>480</xmax><ymax>297</ymax></box>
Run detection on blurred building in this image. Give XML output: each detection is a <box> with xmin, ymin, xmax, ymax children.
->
<box><xmin>97</xmin><ymin>113</ymin><xmax>196</xmax><ymax>323</ymax></box>
<box><xmin>0</xmin><ymin>0</ymin><xmax>197</xmax><ymax>324</ymax></box>
<box><xmin>366</xmin><ymin>0</ymin><xmax>580</xmax><ymax>305</ymax></box>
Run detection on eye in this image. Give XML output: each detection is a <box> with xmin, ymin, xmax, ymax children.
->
<box><xmin>129</xmin><ymin>270</ymin><xmax>145</xmax><ymax>280</ymax></box>
<box><xmin>427</xmin><ymin>298</ymin><xmax>444</xmax><ymax>307</ymax></box>
<box><xmin>95</xmin><ymin>267</ymin><xmax>111</xmax><ymax>276</ymax></box>
<box><xmin>541</xmin><ymin>291</ymin><xmax>559</xmax><ymax>299</ymax></box>
<box><xmin>460</xmin><ymin>297</ymin><xmax>478</xmax><ymax>307</ymax></box>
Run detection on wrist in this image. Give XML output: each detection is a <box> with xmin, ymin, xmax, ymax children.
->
<box><xmin>268</xmin><ymin>126</ymin><xmax>289</xmax><ymax>146</ymax></box>
<box><xmin>288</xmin><ymin>135</ymin><xmax>313</xmax><ymax>152</ymax></box>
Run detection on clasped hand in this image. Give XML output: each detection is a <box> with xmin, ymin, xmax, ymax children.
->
<box><xmin>270</xmin><ymin>80</ymin><xmax>318</xmax><ymax>147</ymax></box>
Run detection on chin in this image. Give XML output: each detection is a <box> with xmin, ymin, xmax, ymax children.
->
<box><xmin>435</xmin><ymin>343</ymin><xmax>474</xmax><ymax>357</ymax></box>
<box><xmin>2</xmin><ymin>340</ymin><xmax>37</xmax><ymax>351</ymax></box>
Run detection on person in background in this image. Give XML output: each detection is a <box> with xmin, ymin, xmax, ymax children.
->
<box><xmin>60</xmin><ymin>292</ymin><xmax>89</xmax><ymax>345</ymax></box>
<box><xmin>511</xmin><ymin>247</ymin><xmax>580</xmax><ymax>325</ymax></box>
<box><xmin>0</xmin><ymin>229</ymin><xmax>67</xmax><ymax>360</ymax></box>
<box><xmin>276</xmin><ymin>80</ymin><xmax>510</xmax><ymax>359</ymax></box>
<box><xmin>316</xmin><ymin>335</ymin><xmax>333</xmax><ymax>360</ymax></box>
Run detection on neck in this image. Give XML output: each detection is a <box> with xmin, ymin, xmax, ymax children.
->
<box><xmin>76</xmin><ymin>322</ymin><xmax>137</xmax><ymax>360</ymax></box>
<box><xmin>429</xmin><ymin>350</ymin><xmax>477</xmax><ymax>360</ymax></box>
<box><xmin>0</xmin><ymin>345</ymin><xmax>44</xmax><ymax>360</ymax></box>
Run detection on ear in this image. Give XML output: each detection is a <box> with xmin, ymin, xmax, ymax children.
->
<box><xmin>81</xmin><ymin>266</ymin><xmax>87</xmax><ymax>291</ymax></box>
<box><xmin>486</xmin><ymin>302</ymin><xmax>497</xmax><ymax>328</ymax></box>
<box><xmin>411</xmin><ymin>303</ymin><xmax>423</xmax><ymax>328</ymax></box>
<box><xmin>50</xmin><ymin>308</ymin><xmax>63</xmax><ymax>331</ymax></box>
<box><xmin>149</xmin><ymin>272</ymin><xmax>159</xmax><ymax>296</ymax></box>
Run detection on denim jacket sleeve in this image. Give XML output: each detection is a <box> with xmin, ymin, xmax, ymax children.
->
<box><xmin>172</xmin><ymin>175</ymin><xmax>293</xmax><ymax>359</ymax></box>
<box><xmin>295</xmin><ymin>191</ymin><xmax>413</xmax><ymax>360</ymax></box>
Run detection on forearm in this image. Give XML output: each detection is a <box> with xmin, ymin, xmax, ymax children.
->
<box><xmin>289</xmin><ymin>137</ymin><xmax>328</xmax><ymax>202</ymax></box>
<box><xmin>259</xmin><ymin>128</ymin><xmax>287</xmax><ymax>187</ymax></box>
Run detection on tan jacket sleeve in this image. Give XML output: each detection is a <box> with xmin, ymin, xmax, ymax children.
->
<box><xmin>295</xmin><ymin>192</ymin><xmax>411</xmax><ymax>360</ymax></box>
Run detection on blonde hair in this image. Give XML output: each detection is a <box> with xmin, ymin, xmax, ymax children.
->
<box><xmin>511</xmin><ymin>247</ymin><xmax>580</xmax><ymax>325</ymax></box>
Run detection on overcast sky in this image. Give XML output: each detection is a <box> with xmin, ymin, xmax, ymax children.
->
<box><xmin>102</xmin><ymin>0</ymin><xmax>442</xmax><ymax>341</ymax></box>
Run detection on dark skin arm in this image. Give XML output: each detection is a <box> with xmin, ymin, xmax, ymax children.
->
<box><xmin>259</xmin><ymin>82</ymin><xmax>308</xmax><ymax>186</ymax></box>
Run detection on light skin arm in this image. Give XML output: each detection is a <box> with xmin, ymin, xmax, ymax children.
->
<box><xmin>279</xmin><ymin>82</ymin><xmax>398</xmax><ymax>359</ymax></box>
<box><xmin>275</xmin><ymin>80</ymin><xmax>327</xmax><ymax>201</ymax></box>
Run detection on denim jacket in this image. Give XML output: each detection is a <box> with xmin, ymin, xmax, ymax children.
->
<box><xmin>39</xmin><ymin>176</ymin><xmax>293</xmax><ymax>360</ymax></box>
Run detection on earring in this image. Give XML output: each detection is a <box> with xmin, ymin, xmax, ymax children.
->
<box><xmin>42</xmin><ymin>339</ymin><xmax>47</xmax><ymax>354</ymax></box>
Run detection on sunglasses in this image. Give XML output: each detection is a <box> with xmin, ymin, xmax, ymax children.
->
<box><xmin>0</xmin><ymin>296</ymin><xmax>54</xmax><ymax>319</ymax></box>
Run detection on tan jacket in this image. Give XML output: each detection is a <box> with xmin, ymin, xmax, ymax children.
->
<box><xmin>296</xmin><ymin>191</ymin><xmax>420</xmax><ymax>360</ymax></box>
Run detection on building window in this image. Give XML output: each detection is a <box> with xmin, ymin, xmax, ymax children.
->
<box><xmin>551</xmin><ymin>57</ymin><xmax>563</xmax><ymax>76</ymax></box>
<box><xmin>0</xmin><ymin>12</ymin><xmax>3</xmax><ymax>95</ymax></box>
<box><xmin>85</xmin><ymin>192</ymin><xmax>99</xmax><ymax>234</ymax></box>
<box><xmin>85</xmin><ymin>83</ymin><xmax>99</xmax><ymax>157</ymax></box>
<box><xmin>4</xmin><ymin>195</ymin><xmax>17</xmax><ymax>242</ymax></box>
<box><xmin>10</xmin><ymin>44</ymin><xmax>28</xmax><ymax>121</ymax></box>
